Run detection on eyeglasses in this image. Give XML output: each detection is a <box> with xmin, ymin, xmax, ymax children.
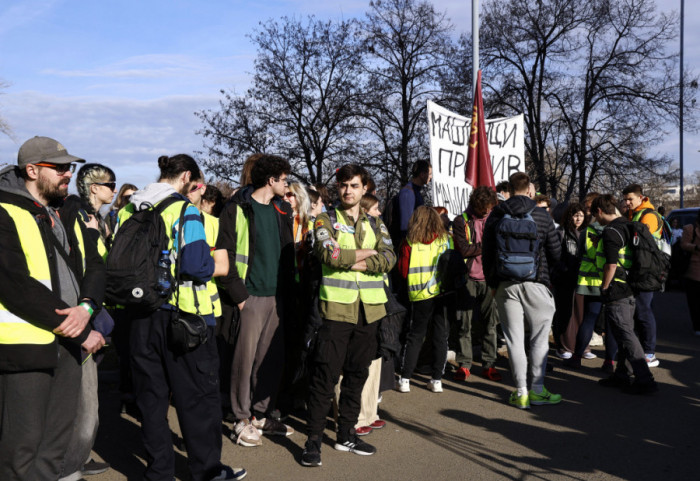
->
<box><xmin>93</xmin><ymin>182</ymin><xmax>117</xmax><ymax>190</ymax></box>
<box><xmin>284</xmin><ymin>192</ymin><xmax>296</xmax><ymax>199</ymax></box>
<box><xmin>190</xmin><ymin>183</ymin><xmax>205</xmax><ymax>193</ymax></box>
<box><xmin>273</xmin><ymin>177</ymin><xmax>289</xmax><ymax>186</ymax></box>
<box><xmin>34</xmin><ymin>162</ymin><xmax>76</xmax><ymax>174</ymax></box>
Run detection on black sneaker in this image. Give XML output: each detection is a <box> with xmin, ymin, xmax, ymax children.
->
<box><xmin>598</xmin><ymin>375</ymin><xmax>631</xmax><ymax>388</ymax></box>
<box><xmin>334</xmin><ymin>435</ymin><xmax>377</xmax><ymax>456</ymax></box>
<box><xmin>622</xmin><ymin>380</ymin><xmax>659</xmax><ymax>395</ymax></box>
<box><xmin>82</xmin><ymin>459</ymin><xmax>110</xmax><ymax>476</ymax></box>
<box><xmin>301</xmin><ymin>437</ymin><xmax>322</xmax><ymax>467</ymax></box>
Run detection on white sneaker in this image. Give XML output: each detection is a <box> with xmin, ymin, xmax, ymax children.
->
<box><xmin>427</xmin><ymin>379</ymin><xmax>443</xmax><ymax>393</ymax></box>
<box><xmin>555</xmin><ymin>349</ymin><xmax>572</xmax><ymax>360</ymax></box>
<box><xmin>395</xmin><ymin>377</ymin><xmax>410</xmax><ymax>393</ymax></box>
<box><xmin>583</xmin><ymin>351</ymin><xmax>597</xmax><ymax>360</ymax></box>
<box><xmin>589</xmin><ymin>332</ymin><xmax>604</xmax><ymax>346</ymax></box>
<box><xmin>232</xmin><ymin>419</ymin><xmax>262</xmax><ymax>447</ymax></box>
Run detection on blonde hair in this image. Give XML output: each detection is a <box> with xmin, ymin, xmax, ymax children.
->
<box><xmin>407</xmin><ymin>206</ymin><xmax>447</xmax><ymax>244</ymax></box>
<box><xmin>288</xmin><ymin>183</ymin><xmax>311</xmax><ymax>236</ymax></box>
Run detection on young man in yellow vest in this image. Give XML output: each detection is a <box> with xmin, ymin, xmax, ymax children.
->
<box><xmin>593</xmin><ymin>194</ymin><xmax>657</xmax><ymax>394</ymax></box>
<box><xmin>302</xmin><ymin>164</ymin><xmax>396</xmax><ymax>467</ymax></box>
<box><xmin>121</xmin><ymin>154</ymin><xmax>244</xmax><ymax>481</ymax></box>
<box><xmin>216</xmin><ymin>155</ymin><xmax>295</xmax><ymax>447</ymax></box>
<box><xmin>0</xmin><ymin>136</ymin><xmax>106</xmax><ymax>481</ymax></box>
<box><xmin>622</xmin><ymin>184</ymin><xmax>662</xmax><ymax>368</ymax></box>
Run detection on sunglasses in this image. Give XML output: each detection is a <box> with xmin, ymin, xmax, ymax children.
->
<box><xmin>94</xmin><ymin>182</ymin><xmax>117</xmax><ymax>190</ymax></box>
<box><xmin>190</xmin><ymin>183</ymin><xmax>205</xmax><ymax>193</ymax></box>
<box><xmin>34</xmin><ymin>162</ymin><xmax>76</xmax><ymax>174</ymax></box>
<box><xmin>284</xmin><ymin>192</ymin><xmax>296</xmax><ymax>198</ymax></box>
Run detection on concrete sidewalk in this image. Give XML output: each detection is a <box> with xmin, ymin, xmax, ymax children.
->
<box><xmin>92</xmin><ymin>290</ymin><xmax>700</xmax><ymax>480</ymax></box>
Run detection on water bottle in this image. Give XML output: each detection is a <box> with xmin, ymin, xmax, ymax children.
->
<box><xmin>157</xmin><ymin>250</ymin><xmax>172</xmax><ymax>296</ymax></box>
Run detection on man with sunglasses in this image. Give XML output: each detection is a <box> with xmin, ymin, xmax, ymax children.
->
<box><xmin>216</xmin><ymin>154</ymin><xmax>295</xmax><ymax>447</ymax></box>
<box><xmin>0</xmin><ymin>136</ymin><xmax>106</xmax><ymax>480</ymax></box>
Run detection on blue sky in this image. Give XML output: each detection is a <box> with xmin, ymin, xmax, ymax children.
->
<box><xmin>0</xmin><ymin>0</ymin><xmax>697</xmax><ymax>193</ymax></box>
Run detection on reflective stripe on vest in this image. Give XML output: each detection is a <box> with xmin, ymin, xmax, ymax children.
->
<box><xmin>202</xmin><ymin>211</ymin><xmax>222</xmax><ymax>317</ymax></box>
<box><xmin>0</xmin><ymin>204</ymin><xmax>55</xmax><ymax>345</ymax></box>
<box><xmin>319</xmin><ymin>210</ymin><xmax>388</xmax><ymax>305</ymax></box>
<box><xmin>406</xmin><ymin>236</ymin><xmax>453</xmax><ymax>302</ymax></box>
<box><xmin>596</xmin><ymin>235</ymin><xmax>632</xmax><ymax>284</ymax></box>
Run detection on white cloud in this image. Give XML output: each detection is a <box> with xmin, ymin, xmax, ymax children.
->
<box><xmin>0</xmin><ymin>91</ymin><xmax>226</xmax><ymax>189</ymax></box>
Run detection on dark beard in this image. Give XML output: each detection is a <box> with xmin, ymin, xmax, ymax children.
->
<box><xmin>37</xmin><ymin>173</ymin><xmax>69</xmax><ymax>204</ymax></box>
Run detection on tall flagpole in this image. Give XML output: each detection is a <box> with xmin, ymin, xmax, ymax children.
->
<box><xmin>680</xmin><ymin>0</ymin><xmax>684</xmax><ymax>208</ymax></box>
<box><xmin>472</xmin><ymin>0</ymin><xmax>479</xmax><ymax>94</ymax></box>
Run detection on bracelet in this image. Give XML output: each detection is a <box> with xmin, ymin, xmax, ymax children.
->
<box><xmin>80</xmin><ymin>302</ymin><xmax>94</xmax><ymax>316</ymax></box>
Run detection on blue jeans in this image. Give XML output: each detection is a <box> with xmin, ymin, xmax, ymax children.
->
<box><xmin>634</xmin><ymin>291</ymin><xmax>656</xmax><ymax>355</ymax></box>
<box><xmin>573</xmin><ymin>297</ymin><xmax>602</xmax><ymax>358</ymax></box>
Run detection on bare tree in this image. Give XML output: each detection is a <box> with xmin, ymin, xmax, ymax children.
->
<box><xmin>196</xmin><ymin>16</ymin><xmax>364</xmax><ymax>185</ymax></box>
<box><xmin>360</xmin><ymin>0</ymin><xmax>455</xmax><ymax>194</ymax></box>
<box><xmin>0</xmin><ymin>79</ymin><xmax>14</xmax><ymax>140</ymax></box>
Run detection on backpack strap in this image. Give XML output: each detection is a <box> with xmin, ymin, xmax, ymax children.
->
<box><xmin>172</xmin><ymin>200</ymin><xmax>194</xmax><ymax>313</ymax></box>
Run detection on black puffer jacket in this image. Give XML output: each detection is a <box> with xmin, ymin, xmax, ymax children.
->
<box><xmin>482</xmin><ymin>195</ymin><xmax>562</xmax><ymax>288</ymax></box>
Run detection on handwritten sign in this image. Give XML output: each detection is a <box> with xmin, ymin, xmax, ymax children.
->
<box><xmin>427</xmin><ymin>100</ymin><xmax>524</xmax><ymax>218</ymax></box>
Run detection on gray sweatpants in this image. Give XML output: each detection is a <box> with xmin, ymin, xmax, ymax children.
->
<box><xmin>230</xmin><ymin>295</ymin><xmax>284</xmax><ymax>420</ymax></box>
<box><xmin>495</xmin><ymin>281</ymin><xmax>556</xmax><ymax>390</ymax></box>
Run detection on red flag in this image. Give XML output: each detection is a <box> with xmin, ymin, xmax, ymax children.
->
<box><xmin>465</xmin><ymin>70</ymin><xmax>495</xmax><ymax>189</ymax></box>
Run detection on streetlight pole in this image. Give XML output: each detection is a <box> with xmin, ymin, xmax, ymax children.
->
<box><xmin>680</xmin><ymin>0</ymin><xmax>684</xmax><ymax>208</ymax></box>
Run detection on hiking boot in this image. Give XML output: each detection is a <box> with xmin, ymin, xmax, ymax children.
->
<box><xmin>622</xmin><ymin>380</ymin><xmax>659</xmax><ymax>395</ymax></box>
<box><xmin>600</xmin><ymin>360</ymin><xmax>615</xmax><ymax>373</ymax></box>
<box><xmin>251</xmin><ymin>417</ymin><xmax>294</xmax><ymax>436</ymax></box>
<box><xmin>453</xmin><ymin>366</ymin><xmax>470</xmax><ymax>381</ymax></box>
<box><xmin>232</xmin><ymin>419</ymin><xmax>262</xmax><ymax>447</ymax></box>
<box><xmin>645</xmin><ymin>354</ymin><xmax>660</xmax><ymax>368</ymax></box>
<box><xmin>598</xmin><ymin>375</ymin><xmax>631</xmax><ymax>389</ymax></box>
<box><xmin>482</xmin><ymin>367</ymin><xmax>502</xmax><ymax>381</ymax></box>
<box><xmin>334</xmin><ymin>434</ymin><xmax>377</xmax><ymax>456</ymax></box>
<box><xmin>529</xmin><ymin>386</ymin><xmax>562</xmax><ymax>405</ymax></box>
<box><xmin>395</xmin><ymin>377</ymin><xmax>410</xmax><ymax>393</ymax></box>
<box><xmin>210</xmin><ymin>466</ymin><xmax>247</xmax><ymax>480</ymax></box>
<box><xmin>301</xmin><ymin>437</ymin><xmax>322</xmax><ymax>467</ymax></box>
<box><xmin>508</xmin><ymin>391</ymin><xmax>530</xmax><ymax>410</ymax></box>
<box><xmin>427</xmin><ymin>379</ymin><xmax>443</xmax><ymax>393</ymax></box>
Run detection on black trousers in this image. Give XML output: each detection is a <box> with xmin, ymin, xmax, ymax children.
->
<box><xmin>306</xmin><ymin>314</ymin><xmax>378</xmax><ymax>441</ymax></box>
<box><xmin>0</xmin><ymin>344</ymin><xmax>81</xmax><ymax>481</ymax></box>
<box><xmin>685</xmin><ymin>279</ymin><xmax>700</xmax><ymax>331</ymax></box>
<box><xmin>401</xmin><ymin>296</ymin><xmax>449</xmax><ymax>380</ymax></box>
<box><xmin>130</xmin><ymin>310</ymin><xmax>222</xmax><ymax>481</ymax></box>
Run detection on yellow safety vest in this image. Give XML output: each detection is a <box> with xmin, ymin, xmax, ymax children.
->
<box><xmin>577</xmin><ymin>226</ymin><xmax>605</xmax><ymax>290</ymax></box>
<box><xmin>233</xmin><ymin>205</ymin><xmax>251</xmax><ymax>280</ymax></box>
<box><xmin>597</xmin><ymin>230</ymin><xmax>632</xmax><ymax>284</ymax></box>
<box><xmin>0</xmin><ymin>204</ymin><xmax>86</xmax><ymax>346</ymax></box>
<box><xmin>632</xmin><ymin>209</ymin><xmax>662</xmax><ymax>239</ymax></box>
<box><xmin>120</xmin><ymin>199</ymin><xmax>214</xmax><ymax>316</ymax></box>
<box><xmin>406</xmin><ymin>235</ymin><xmax>453</xmax><ymax>302</ymax></box>
<box><xmin>319</xmin><ymin>210</ymin><xmax>387</xmax><ymax>305</ymax></box>
<box><xmin>202</xmin><ymin>211</ymin><xmax>222</xmax><ymax>317</ymax></box>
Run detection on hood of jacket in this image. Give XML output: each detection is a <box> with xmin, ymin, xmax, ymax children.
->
<box><xmin>0</xmin><ymin>165</ymin><xmax>44</xmax><ymax>205</ymax></box>
<box><xmin>130</xmin><ymin>182</ymin><xmax>177</xmax><ymax>210</ymax></box>
<box><xmin>492</xmin><ymin>195</ymin><xmax>537</xmax><ymax>219</ymax></box>
<box><xmin>630</xmin><ymin>198</ymin><xmax>655</xmax><ymax>217</ymax></box>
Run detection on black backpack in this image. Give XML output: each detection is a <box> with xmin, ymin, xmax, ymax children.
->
<box><xmin>105</xmin><ymin>197</ymin><xmax>188</xmax><ymax>313</ymax></box>
<box><xmin>610</xmin><ymin>221</ymin><xmax>671</xmax><ymax>292</ymax></box>
<box><xmin>495</xmin><ymin>206</ymin><xmax>540</xmax><ymax>281</ymax></box>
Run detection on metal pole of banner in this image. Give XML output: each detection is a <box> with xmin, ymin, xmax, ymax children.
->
<box><xmin>679</xmin><ymin>0</ymin><xmax>684</xmax><ymax>208</ymax></box>
<box><xmin>472</xmin><ymin>0</ymin><xmax>479</xmax><ymax>94</ymax></box>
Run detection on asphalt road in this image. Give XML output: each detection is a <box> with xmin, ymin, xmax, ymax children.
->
<box><xmin>91</xmin><ymin>290</ymin><xmax>700</xmax><ymax>480</ymax></box>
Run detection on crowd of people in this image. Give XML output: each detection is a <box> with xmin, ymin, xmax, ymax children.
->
<box><xmin>0</xmin><ymin>135</ymin><xmax>689</xmax><ymax>481</ymax></box>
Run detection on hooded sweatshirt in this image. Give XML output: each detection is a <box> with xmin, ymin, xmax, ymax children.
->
<box><xmin>0</xmin><ymin>166</ymin><xmax>105</xmax><ymax>370</ymax></box>
<box><xmin>482</xmin><ymin>195</ymin><xmax>562</xmax><ymax>289</ymax></box>
<box><xmin>628</xmin><ymin>197</ymin><xmax>660</xmax><ymax>235</ymax></box>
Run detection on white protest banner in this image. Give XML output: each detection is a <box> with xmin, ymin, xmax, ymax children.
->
<box><xmin>426</xmin><ymin>100</ymin><xmax>525</xmax><ymax>218</ymax></box>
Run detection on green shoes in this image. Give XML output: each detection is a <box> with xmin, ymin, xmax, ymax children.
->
<box><xmin>528</xmin><ymin>387</ymin><xmax>562</xmax><ymax>405</ymax></box>
<box><xmin>508</xmin><ymin>391</ymin><xmax>530</xmax><ymax>410</ymax></box>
